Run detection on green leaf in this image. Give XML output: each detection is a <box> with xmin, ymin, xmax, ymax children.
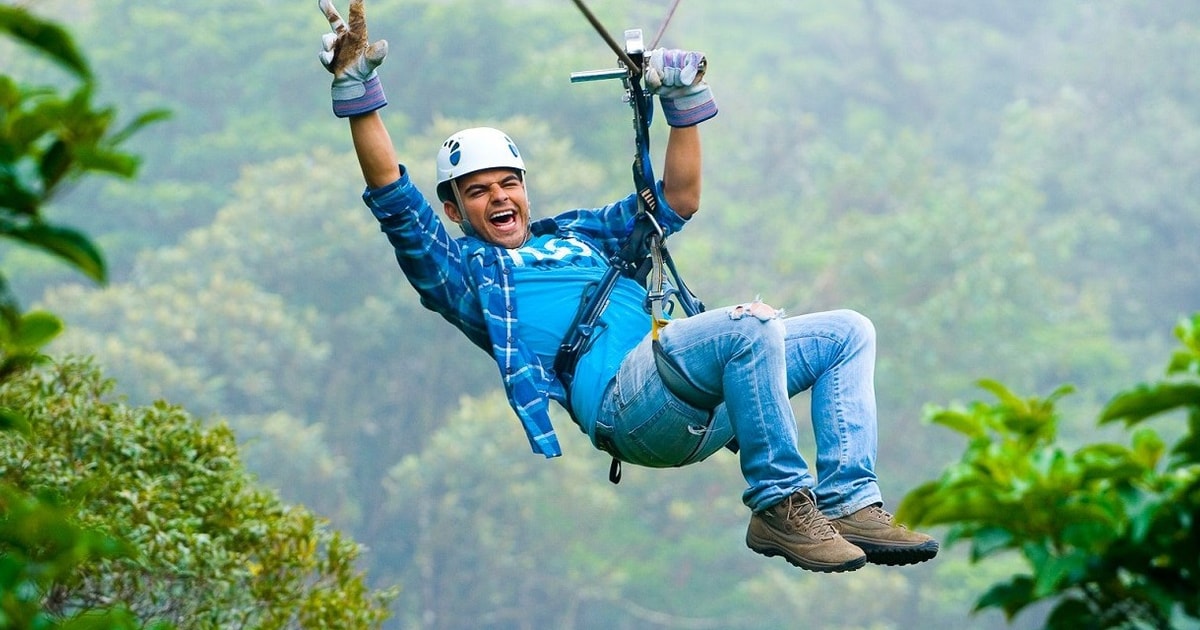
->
<box><xmin>38</xmin><ymin>139</ymin><xmax>72</xmax><ymax>191</ymax></box>
<box><xmin>0</xmin><ymin>6</ymin><xmax>91</xmax><ymax>80</ymax></box>
<box><xmin>1123</xmin><ymin>486</ymin><xmax>1161</xmax><ymax>544</ymax></box>
<box><xmin>107</xmin><ymin>107</ymin><xmax>173</xmax><ymax>147</ymax></box>
<box><xmin>1167</xmin><ymin>349</ymin><xmax>1200</xmax><ymax>376</ymax></box>
<box><xmin>974</xmin><ymin>574</ymin><xmax>1035</xmax><ymax>619</ymax></box>
<box><xmin>978</xmin><ymin>378</ymin><xmax>1024</xmax><ymax>409</ymax></box>
<box><xmin>1129</xmin><ymin>427</ymin><xmax>1166</xmax><ymax>469</ymax></box>
<box><xmin>926</xmin><ymin>407</ymin><xmax>985</xmax><ymax>438</ymax></box>
<box><xmin>969</xmin><ymin>526</ymin><xmax>1015</xmax><ymax>560</ymax></box>
<box><xmin>1044</xmin><ymin>598</ymin><xmax>1099</xmax><ymax>630</ymax></box>
<box><xmin>3</xmin><ymin>222</ymin><xmax>106</xmax><ymax>283</ymax></box>
<box><xmin>1101</xmin><ymin>382</ymin><xmax>1200</xmax><ymax>426</ymax></box>
<box><xmin>0</xmin><ymin>170</ymin><xmax>41</xmax><ymax>216</ymax></box>
<box><xmin>13</xmin><ymin>310</ymin><xmax>64</xmax><ymax>350</ymax></box>
<box><xmin>1033</xmin><ymin>551</ymin><xmax>1090</xmax><ymax>598</ymax></box>
<box><xmin>0</xmin><ymin>406</ymin><xmax>31</xmax><ymax>434</ymax></box>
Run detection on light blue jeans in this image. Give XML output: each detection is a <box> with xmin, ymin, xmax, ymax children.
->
<box><xmin>592</xmin><ymin>307</ymin><xmax>883</xmax><ymax>517</ymax></box>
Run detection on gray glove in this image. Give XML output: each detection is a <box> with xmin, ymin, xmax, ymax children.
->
<box><xmin>318</xmin><ymin>0</ymin><xmax>388</xmax><ymax>117</ymax></box>
<box><xmin>644</xmin><ymin>48</ymin><xmax>717</xmax><ymax>127</ymax></box>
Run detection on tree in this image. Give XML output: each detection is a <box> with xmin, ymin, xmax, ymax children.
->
<box><xmin>898</xmin><ymin>312</ymin><xmax>1200</xmax><ymax>628</ymax></box>
<box><xmin>0</xmin><ymin>356</ymin><xmax>396</xmax><ymax>628</ymax></box>
<box><xmin>1</xmin><ymin>6</ymin><xmax>168</xmax><ymax>627</ymax></box>
<box><xmin>0</xmin><ymin>484</ymin><xmax>153</xmax><ymax>629</ymax></box>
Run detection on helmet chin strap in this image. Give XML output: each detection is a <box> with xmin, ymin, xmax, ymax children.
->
<box><xmin>449</xmin><ymin>180</ymin><xmax>479</xmax><ymax>238</ymax></box>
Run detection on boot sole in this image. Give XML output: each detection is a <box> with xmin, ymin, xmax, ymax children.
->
<box><xmin>843</xmin><ymin>537</ymin><xmax>939</xmax><ymax>566</ymax></box>
<box><xmin>746</xmin><ymin>534</ymin><xmax>867</xmax><ymax>573</ymax></box>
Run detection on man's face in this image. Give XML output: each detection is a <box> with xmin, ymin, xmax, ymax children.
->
<box><xmin>445</xmin><ymin>168</ymin><xmax>530</xmax><ymax>249</ymax></box>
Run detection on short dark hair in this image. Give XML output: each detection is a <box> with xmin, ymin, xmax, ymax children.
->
<box><xmin>435</xmin><ymin>169</ymin><xmax>524</xmax><ymax>204</ymax></box>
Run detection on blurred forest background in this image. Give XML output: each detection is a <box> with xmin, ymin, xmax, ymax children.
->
<box><xmin>3</xmin><ymin>0</ymin><xmax>1198</xmax><ymax>627</ymax></box>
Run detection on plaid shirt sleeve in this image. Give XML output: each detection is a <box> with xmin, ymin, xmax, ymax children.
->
<box><xmin>361</xmin><ymin>169</ymin><xmax>489</xmax><ymax>350</ymax></box>
<box><xmin>556</xmin><ymin>181</ymin><xmax>689</xmax><ymax>256</ymax></box>
<box><xmin>477</xmin><ymin>251</ymin><xmax>563</xmax><ymax>457</ymax></box>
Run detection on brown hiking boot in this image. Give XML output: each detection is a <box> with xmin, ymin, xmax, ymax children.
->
<box><xmin>832</xmin><ymin>503</ymin><xmax>939</xmax><ymax>566</ymax></box>
<box><xmin>746</xmin><ymin>489</ymin><xmax>867</xmax><ymax>573</ymax></box>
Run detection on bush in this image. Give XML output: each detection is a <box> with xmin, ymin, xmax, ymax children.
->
<box><xmin>0</xmin><ymin>357</ymin><xmax>395</xmax><ymax>629</ymax></box>
<box><xmin>899</xmin><ymin>313</ymin><xmax>1200</xmax><ymax>629</ymax></box>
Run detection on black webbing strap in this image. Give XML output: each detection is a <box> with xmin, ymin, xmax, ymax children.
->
<box><xmin>553</xmin><ymin>214</ymin><xmax>659</xmax><ymax>392</ymax></box>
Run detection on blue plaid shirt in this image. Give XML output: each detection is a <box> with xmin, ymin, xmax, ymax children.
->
<box><xmin>362</xmin><ymin>168</ymin><xmax>688</xmax><ymax>458</ymax></box>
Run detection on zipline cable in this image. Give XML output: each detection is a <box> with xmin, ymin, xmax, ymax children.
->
<box><xmin>570</xmin><ymin>0</ymin><xmax>641</xmax><ymax>73</ymax></box>
<box><xmin>648</xmin><ymin>0</ymin><xmax>684</xmax><ymax>49</ymax></box>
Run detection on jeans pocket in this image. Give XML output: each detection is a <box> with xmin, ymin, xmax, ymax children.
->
<box><xmin>602</xmin><ymin>358</ymin><xmax>725</xmax><ymax>468</ymax></box>
<box><xmin>623</xmin><ymin>398</ymin><xmax>715</xmax><ymax>467</ymax></box>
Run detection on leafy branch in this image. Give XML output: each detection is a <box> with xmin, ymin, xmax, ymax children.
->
<box><xmin>898</xmin><ymin>313</ymin><xmax>1200</xmax><ymax>628</ymax></box>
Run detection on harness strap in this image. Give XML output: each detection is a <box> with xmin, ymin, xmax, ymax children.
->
<box><xmin>553</xmin><ymin>214</ymin><xmax>659</xmax><ymax>391</ymax></box>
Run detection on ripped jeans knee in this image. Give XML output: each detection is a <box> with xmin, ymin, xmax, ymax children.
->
<box><xmin>729</xmin><ymin>298</ymin><xmax>783</xmax><ymax>322</ymax></box>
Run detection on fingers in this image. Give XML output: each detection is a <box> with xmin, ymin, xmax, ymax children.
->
<box><xmin>647</xmin><ymin>49</ymin><xmax>707</xmax><ymax>88</ymax></box>
<box><xmin>318</xmin><ymin>29</ymin><xmax>339</xmax><ymax>70</ymax></box>
<box><xmin>319</xmin><ymin>0</ymin><xmax>347</xmax><ymax>33</ymax></box>
<box><xmin>319</xmin><ymin>0</ymin><xmax>372</xmax><ymax>76</ymax></box>
<box><xmin>686</xmin><ymin>53</ymin><xmax>707</xmax><ymax>85</ymax></box>
<box><xmin>645</xmin><ymin>49</ymin><xmax>665</xmax><ymax>88</ymax></box>
<box><xmin>669</xmin><ymin>50</ymin><xmax>704</xmax><ymax>85</ymax></box>
<box><xmin>348</xmin><ymin>0</ymin><xmax>366</xmax><ymax>37</ymax></box>
<box><xmin>366</xmin><ymin>39</ymin><xmax>388</xmax><ymax>65</ymax></box>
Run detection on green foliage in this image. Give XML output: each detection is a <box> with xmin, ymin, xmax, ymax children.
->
<box><xmin>0</xmin><ymin>309</ymin><xmax>61</xmax><ymax>382</ymax></box>
<box><xmin>0</xmin><ymin>5</ymin><xmax>167</xmax><ymax>291</ymax></box>
<box><xmin>0</xmin><ymin>11</ymin><xmax>171</xmax><ymax>627</ymax></box>
<box><xmin>0</xmin><ymin>6</ymin><xmax>90</xmax><ymax>80</ymax></box>
<box><xmin>899</xmin><ymin>313</ymin><xmax>1200</xmax><ymax>628</ymax></box>
<box><xmin>1</xmin><ymin>4</ymin><xmax>166</xmax><ymax>440</ymax></box>
<box><xmin>0</xmin><ymin>357</ymin><xmax>395</xmax><ymax>628</ymax></box>
<box><xmin>0</xmin><ymin>485</ymin><xmax>162</xmax><ymax>630</ymax></box>
<box><xmin>382</xmin><ymin>391</ymin><xmax>763</xmax><ymax>628</ymax></box>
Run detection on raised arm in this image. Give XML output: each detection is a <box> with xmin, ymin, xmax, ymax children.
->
<box><xmin>350</xmin><ymin>112</ymin><xmax>401</xmax><ymax>188</ymax></box>
<box><xmin>662</xmin><ymin>125</ymin><xmax>702</xmax><ymax>219</ymax></box>
<box><xmin>318</xmin><ymin>0</ymin><xmax>401</xmax><ymax>188</ymax></box>
<box><xmin>646</xmin><ymin>48</ymin><xmax>717</xmax><ymax>220</ymax></box>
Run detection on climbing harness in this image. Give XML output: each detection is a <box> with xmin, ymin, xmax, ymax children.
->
<box><xmin>558</xmin><ymin>0</ymin><xmax>726</xmax><ymax>483</ymax></box>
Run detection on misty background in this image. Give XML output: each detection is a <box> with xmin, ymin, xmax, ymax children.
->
<box><xmin>3</xmin><ymin>0</ymin><xmax>1198</xmax><ymax>627</ymax></box>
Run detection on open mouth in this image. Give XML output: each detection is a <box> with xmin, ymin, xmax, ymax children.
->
<box><xmin>489</xmin><ymin>210</ymin><xmax>517</xmax><ymax>227</ymax></box>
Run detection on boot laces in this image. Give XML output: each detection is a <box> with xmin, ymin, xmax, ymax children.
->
<box><xmin>866</xmin><ymin>505</ymin><xmax>892</xmax><ymax>521</ymax></box>
<box><xmin>785</xmin><ymin>494</ymin><xmax>837</xmax><ymax>541</ymax></box>
<box><xmin>862</xmin><ymin>504</ymin><xmax>907</xmax><ymax>529</ymax></box>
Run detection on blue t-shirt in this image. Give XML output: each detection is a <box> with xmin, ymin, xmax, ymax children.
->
<box><xmin>508</xmin><ymin>234</ymin><xmax>651</xmax><ymax>429</ymax></box>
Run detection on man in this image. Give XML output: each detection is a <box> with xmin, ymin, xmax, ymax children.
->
<box><xmin>318</xmin><ymin>0</ymin><xmax>937</xmax><ymax>573</ymax></box>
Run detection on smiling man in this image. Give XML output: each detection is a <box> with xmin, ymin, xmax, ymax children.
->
<box><xmin>319</xmin><ymin>0</ymin><xmax>938</xmax><ymax>574</ymax></box>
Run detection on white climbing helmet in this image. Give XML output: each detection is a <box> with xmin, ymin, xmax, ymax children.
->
<box><xmin>436</xmin><ymin>127</ymin><xmax>525</xmax><ymax>200</ymax></box>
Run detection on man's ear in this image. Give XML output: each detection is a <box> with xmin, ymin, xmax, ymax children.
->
<box><xmin>443</xmin><ymin>200</ymin><xmax>463</xmax><ymax>223</ymax></box>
